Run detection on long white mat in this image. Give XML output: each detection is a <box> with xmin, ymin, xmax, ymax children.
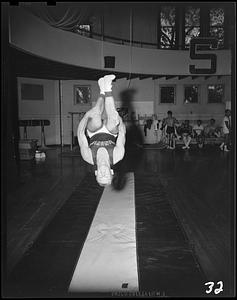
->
<box><xmin>69</xmin><ymin>172</ymin><xmax>139</xmax><ymax>293</ymax></box>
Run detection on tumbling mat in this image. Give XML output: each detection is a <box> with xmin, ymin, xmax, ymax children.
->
<box><xmin>6</xmin><ymin>172</ymin><xmax>207</xmax><ymax>297</ymax></box>
<box><xmin>69</xmin><ymin>172</ymin><xmax>139</xmax><ymax>293</ymax></box>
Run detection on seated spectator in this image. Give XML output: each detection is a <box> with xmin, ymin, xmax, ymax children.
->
<box><xmin>215</xmin><ymin>126</ymin><xmax>222</xmax><ymax>138</ymax></box>
<box><xmin>204</xmin><ymin>118</ymin><xmax>218</xmax><ymax>137</ymax></box>
<box><xmin>180</xmin><ymin>120</ymin><xmax>192</xmax><ymax>149</ymax></box>
<box><xmin>176</xmin><ymin>124</ymin><xmax>183</xmax><ymax>139</ymax></box>
<box><xmin>193</xmin><ymin>120</ymin><xmax>205</xmax><ymax>148</ymax></box>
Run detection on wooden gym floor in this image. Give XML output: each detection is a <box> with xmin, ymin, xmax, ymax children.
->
<box><xmin>3</xmin><ymin>144</ymin><xmax>234</xmax><ymax>297</ymax></box>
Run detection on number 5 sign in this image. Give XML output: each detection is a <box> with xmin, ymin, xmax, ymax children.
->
<box><xmin>189</xmin><ymin>37</ymin><xmax>218</xmax><ymax>74</ymax></box>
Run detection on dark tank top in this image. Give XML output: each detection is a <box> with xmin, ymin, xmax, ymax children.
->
<box><xmin>88</xmin><ymin>132</ymin><xmax>117</xmax><ymax>169</ymax></box>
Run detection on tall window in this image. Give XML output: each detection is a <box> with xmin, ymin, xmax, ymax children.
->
<box><xmin>210</xmin><ymin>8</ymin><xmax>225</xmax><ymax>48</ymax></box>
<box><xmin>160</xmin><ymin>6</ymin><xmax>176</xmax><ymax>49</ymax></box>
<box><xmin>184</xmin><ymin>85</ymin><xmax>199</xmax><ymax>104</ymax></box>
<box><xmin>207</xmin><ymin>84</ymin><xmax>224</xmax><ymax>103</ymax></box>
<box><xmin>160</xmin><ymin>86</ymin><xmax>176</xmax><ymax>104</ymax></box>
<box><xmin>185</xmin><ymin>7</ymin><xmax>200</xmax><ymax>48</ymax></box>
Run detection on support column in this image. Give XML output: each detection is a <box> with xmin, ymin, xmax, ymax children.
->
<box><xmin>58</xmin><ymin>80</ymin><xmax>63</xmax><ymax>152</ymax></box>
<box><xmin>156</xmin><ymin>6</ymin><xmax>161</xmax><ymax>49</ymax></box>
<box><xmin>200</xmin><ymin>5</ymin><xmax>210</xmax><ymax>37</ymax></box>
<box><xmin>178</xmin><ymin>6</ymin><xmax>185</xmax><ymax>50</ymax></box>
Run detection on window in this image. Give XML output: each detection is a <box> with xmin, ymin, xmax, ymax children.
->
<box><xmin>207</xmin><ymin>84</ymin><xmax>224</xmax><ymax>103</ymax></box>
<box><xmin>210</xmin><ymin>8</ymin><xmax>225</xmax><ymax>48</ymax></box>
<box><xmin>160</xmin><ymin>6</ymin><xmax>176</xmax><ymax>49</ymax></box>
<box><xmin>185</xmin><ymin>7</ymin><xmax>200</xmax><ymax>48</ymax></box>
<box><xmin>74</xmin><ymin>85</ymin><xmax>91</xmax><ymax>105</ymax></box>
<box><xmin>184</xmin><ymin>85</ymin><xmax>199</xmax><ymax>104</ymax></box>
<box><xmin>160</xmin><ymin>86</ymin><xmax>176</xmax><ymax>104</ymax></box>
<box><xmin>74</xmin><ymin>24</ymin><xmax>91</xmax><ymax>37</ymax></box>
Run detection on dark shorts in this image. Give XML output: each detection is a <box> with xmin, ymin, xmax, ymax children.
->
<box><xmin>167</xmin><ymin>126</ymin><xmax>175</xmax><ymax>134</ymax></box>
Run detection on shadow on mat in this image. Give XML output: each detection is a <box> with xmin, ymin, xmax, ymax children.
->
<box><xmin>112</xmin><ymin>88</ymin><xmax>144</xmax><ymax>191</ymax></box>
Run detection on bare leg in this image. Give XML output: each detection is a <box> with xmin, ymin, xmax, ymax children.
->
<box><xmin>186</xmin><ymin>136</ymin><xmax>191</xmax><ymax>148</ymax></box>
<box><xmin>87</xmin><ymin>94</ymin><xmax>104</xmax><ymax>132</ymax></box>
<box><xmin>171</xmin><ymin>135</ymin><xmax>176</xmax><ymax>149</ymax></box>
<box><xmin>167</xmin><ymin>134</ymin><xmax>171</xmax><ymax>148</ymax></box>
<box><xmin>182</xmin><ymin>135</ymin><xmax>187</xmax><ymax>148</ymax></box>
<box><xmin>103</xmin><ymin>75</ymin><xmax>120</xmax><ymax>134</ymax></box>
<box><xmin>169</xmin><ymin>133</ymin><xmax>174</xmax><ymax>148</ymax></box>
<box><xmin>104</xmin><ymin>92</ymin><xmax>120</xmax><ymax>134</ymax></box>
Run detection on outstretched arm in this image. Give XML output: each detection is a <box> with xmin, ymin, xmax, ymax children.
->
<box><xmin>113</xmin><ymin>116</ymin><xmax>126</xmax><ymax>164</ymax></box>
<box><xmin>77</xmin><ymin>112</ymin><xmax>93</xmax><ymax>164</ymax></box>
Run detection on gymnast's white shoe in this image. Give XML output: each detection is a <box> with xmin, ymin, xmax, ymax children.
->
<box><xmin>98</xmin><ymin>77</ymin><xmax>105</xmax><ymax>95</ymax></box>
<box><xmin>104</xmin><ymin>74</ymin><xmax>116</xmax><ymax>92</ymax></box>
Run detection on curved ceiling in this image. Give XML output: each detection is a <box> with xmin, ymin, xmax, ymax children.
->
<box><xmin>7</xmin><ymin>8</ymin><xmax>231</xmax><ymax>80</ymax></box>
<box><xmin>9</xmin><ymin>46</ymin><xmax>228</xmax><ymax>82</ymax></box>
<box><xmin>9</xmin><ymin>45</ymin><xmax>137</xmax><ymax>81</ymax></box>
<box><xmin>9</xmin><ymin>7</ymin><xmax>231</xmax><ymax>77</ymax></box>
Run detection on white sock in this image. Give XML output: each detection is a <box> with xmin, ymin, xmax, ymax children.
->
<box><xmin>104</xmin><ymin>74</ymin><xmax>116</xmax><ymax>92</ymax></box>
<box><xmin>98</xmin><ymin>77</ymin><xmax>105</xmax><ymax>95</ymax></box>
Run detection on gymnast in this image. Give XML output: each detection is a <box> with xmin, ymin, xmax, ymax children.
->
<box><xmin>77</xmin><ymin>75</ymin><xmax>126</xmax><ymax>186</ymax></box>
<box><xmin>161</xmin><ymin>110</ymin><xmax>179</xmax><ymax>149</ymax></box>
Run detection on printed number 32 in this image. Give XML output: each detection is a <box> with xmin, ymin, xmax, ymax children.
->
<box><xmin>205</xmin><ymin>281</ymin><xmax>223</xmax><ymax>294</ymax></box>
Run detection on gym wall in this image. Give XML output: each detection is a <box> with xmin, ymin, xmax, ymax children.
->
<box><xmin>17</xmin><ymin>76</ymin><xmax>230</xmax><ymax>145</ymax></box>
